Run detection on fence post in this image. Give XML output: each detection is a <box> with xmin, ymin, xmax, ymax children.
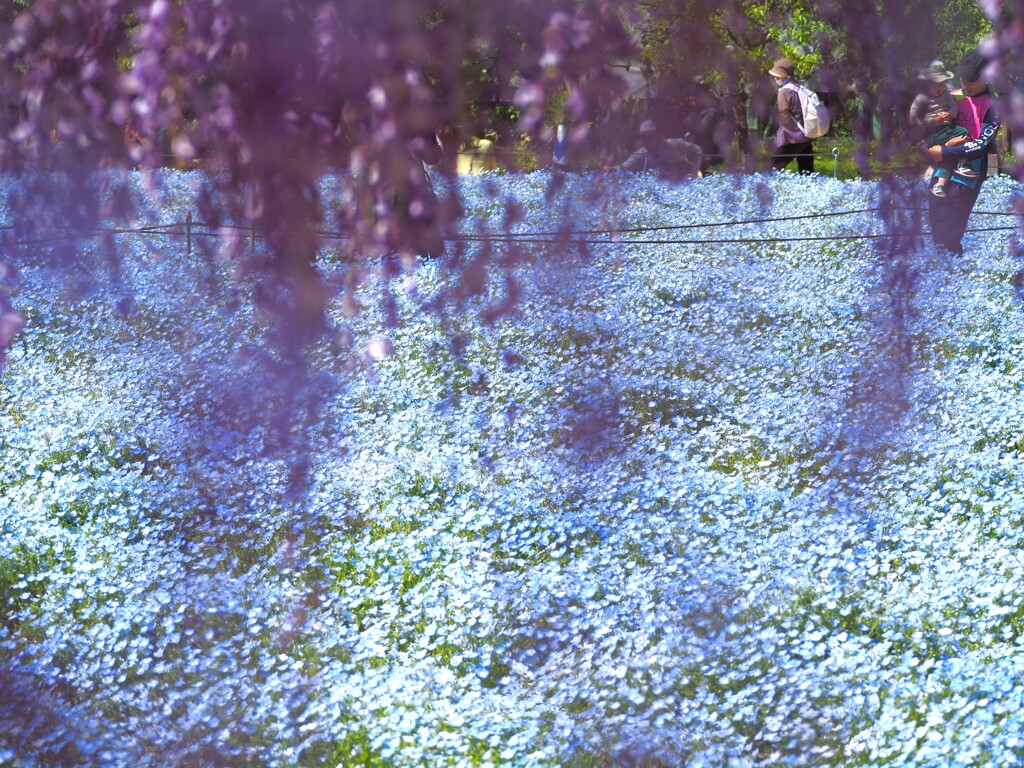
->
<box><xmin>832</xmin><ymin>147</ymin><xmax>840</xmax><ymax>179</ymax></box>
<box><xmin>186</xmin><ymin>210</ymin><xmax>192</xmax><ymax>255</ymax></box>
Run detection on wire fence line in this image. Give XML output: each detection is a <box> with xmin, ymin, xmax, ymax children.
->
<box><xmin>0</xmin><ymin>204</ymin><xmax>1019</xmax><ymax>251</ymax></box>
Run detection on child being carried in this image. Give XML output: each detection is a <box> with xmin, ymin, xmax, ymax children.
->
<box><xmin>909</xmin><ymin>60</ymin><xmax>979</xmax><ymax>198</ymax></box>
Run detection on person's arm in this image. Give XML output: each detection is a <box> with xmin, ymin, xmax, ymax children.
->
<box><xmin>411</xmin><ymin>132</ymin><xmax>443</xmax><ymax>166</ymax></box>
<box><xmin>908</xmin><ymin>94</ymin><xmax>930</xmax><ymax>127</ymax></box>
<box><xmin>777</xmin><ymin>88</ymin><xmax>800</xmax><ymax>131</ymax></box>
<box><xmin>774</xmin><ymin>88</ymin><xmax>806</xmax><ymax>134</ymax></box>
<box><xmin>664</xmin><ymin>138</ymin><xmax>702</xmax><ymax>176</ymax></box>
<box><xmin>909</xmin><ymin>94</ymin><xmax>947</xmax><ymax>128</ymax></box>
<box><xmin>935</xmin><ymin>105</ymin><xmax>1000</xmax><ymax>162</ymax></box>
<box><xmin>777</xmin><ymin>87</ymin><xmax>788</xmax><ymax>114</ymax></box>
<box><xmin>940</xmin><ymin>92</ymin><xmax>958</xmax><ymax>123</ymax></box>
<box><xmin>618</xmin><ymin>147</ymin><xmax>649</xmax><ymax>172</ymax></box>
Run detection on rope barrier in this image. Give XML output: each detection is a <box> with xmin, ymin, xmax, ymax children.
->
<box><xmin>4</xmin><ymin>221</ymin><xmax>1015</xmax><ymax>250</ymax></box>
<box><xmin>453</xmin><ymin>207</ymin><xmax>887</xmax><ymax>239</ymax></box>
<box><xmin>447</xmin><ymin>226</ymin><xmax>1018</xmax><ymax>247</ymax></box>
<box><xmin>0</xmin><ymin>205</ymin><xmax>1019</xmax><ymax>250</ymax></box>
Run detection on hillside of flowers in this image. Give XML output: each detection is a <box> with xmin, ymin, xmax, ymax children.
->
<box><xmin>2</xmin><ymin>167</ymin><xmax>1024</xmax><ymax>767</ymax></box>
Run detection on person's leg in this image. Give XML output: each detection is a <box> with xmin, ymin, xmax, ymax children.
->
<box><xmin>940</xmin><ymin>126</ymin><xmax>981</xmax><ymax>178</ymax></box>
<box><xmin>771</xmin><ymin>143</ymin><xmax>796</xmax><ymax>171</ymax></box>
<box><xmin>796</xmin><ymin>141</ymin><xmax>814</xmax><ymax>174</ymax></box>
<box><xmin>929</xmin><ymin>180</ymin><xmax>982</xmax><ymax>255</ymax></box>
<box><xmin>931</xmin><ymin>166</ymin><xmax>952</xmax><ymax>196</ymax></box>
<box><xmin>931</xmin><ymin>124</ymin><xmax>961</xmax><ymax>146</ymax></box>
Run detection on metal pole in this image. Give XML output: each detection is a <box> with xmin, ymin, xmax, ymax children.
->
<box><xmin>833</xmin><ymin>147</ymin><xmax>840</xmax><ymax>179</ymax></box>
<box><xmin>186</xmin><ymin>210</ymin><xmax>192</xmax><ymax>255</ymax></box>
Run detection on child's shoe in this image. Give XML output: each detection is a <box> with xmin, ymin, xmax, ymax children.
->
<box><xmin>931</xmin><ymin>183</ymin><xmax>949</xmax><ymax>198</ymax></box>
<box><xmin>955</xmin><ymin>165</ymin><xmax>980</xmax><ymax>179</ymax></box>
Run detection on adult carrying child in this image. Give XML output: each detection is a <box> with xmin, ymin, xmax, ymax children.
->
<box><xmin>909</xmin><ymin>60</ymin><xmax>980</xmax><ymax>199</ymax></box>
<box><xmin>922</xmin><ymin>50</ymin><xmax>1001</xmax><ymax>256</ymax></box>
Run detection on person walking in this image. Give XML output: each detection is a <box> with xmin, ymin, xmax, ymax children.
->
<box><xmin>768</xmin><ymin>58</ymin><xmax>815</xmax><ymax>174</ymax></box>
<box><xmin>923</xmin><ymin>49</ymin><xmax>1001</xmax><ymax>256</ymax></box>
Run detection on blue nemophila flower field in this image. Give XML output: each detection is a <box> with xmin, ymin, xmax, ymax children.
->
<box><xmin>2</xmin><ymin>168</ymin><xmax>1024</xmax><ymax>767</ymax></box>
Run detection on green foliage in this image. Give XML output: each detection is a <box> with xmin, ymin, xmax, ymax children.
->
<box><xmin>625</xmin><ymin>0</ymin><xmax>996</xmax><ymax>165</ymax></box>
<box><xmin>0</xmin><ymin>544</ymin><xmax>52</xmax><ymax>632</ymax></box>
<box><xmin>296</xmin><ymin>726</ymin><xmax>395</xmax><ymax>767</ymax></box>
<box><xmin>760</xmin><ymin>3</ymin><xmax>834</xmax><ymax>78</ymax></box>
<box><xmin>934</xmin><ymin>0</ymin><xmax>994</xmax><ymax>67</ymax></box>
<box><xmin>634</xmin><ymin>0</ymin><xmax>831</xmax><ymax>92</ymax></box>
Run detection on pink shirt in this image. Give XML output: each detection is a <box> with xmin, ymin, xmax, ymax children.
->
<box><xmin>952</xmin><ymin>89</ymin><xmax>992</xmax><ymax>140</ymax></box>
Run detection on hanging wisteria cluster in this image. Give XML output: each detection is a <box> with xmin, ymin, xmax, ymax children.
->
<box><xmin>2</xmin><ymin>167</ymin><xmax>1024</xmax><ymax>767</ymax></box>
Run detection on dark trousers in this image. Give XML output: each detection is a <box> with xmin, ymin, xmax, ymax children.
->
<box><xmin>926</xmin><ymin>124</ymin><xmax>970</xmax><ymax>147</ymax></box>
<box><xmin>928</xmin><ymin>178</ymin><xmax>982</xmax><ymax>256</ymax></box>
<box><xmin>772</xmin><ymin>141</ymin><xmax>814</xmax><ymax>174</ymax></box>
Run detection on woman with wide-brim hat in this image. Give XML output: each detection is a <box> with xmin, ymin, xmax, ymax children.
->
<box><xmin>768</xmin><ymin>57</ymin><xmax>815</xmax><ymax>175</ymax></box>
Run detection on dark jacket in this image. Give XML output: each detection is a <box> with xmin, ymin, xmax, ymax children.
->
<box><xmin>936</xmin><ymin>89</ymin><xmax>1000</xmax><ymax>183</ymax></box>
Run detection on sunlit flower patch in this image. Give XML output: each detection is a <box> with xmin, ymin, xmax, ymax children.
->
<box><xmin>2</xmin><ymin>168</ymin><xmax>1024</xmax><ymax>767</ymax></box>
